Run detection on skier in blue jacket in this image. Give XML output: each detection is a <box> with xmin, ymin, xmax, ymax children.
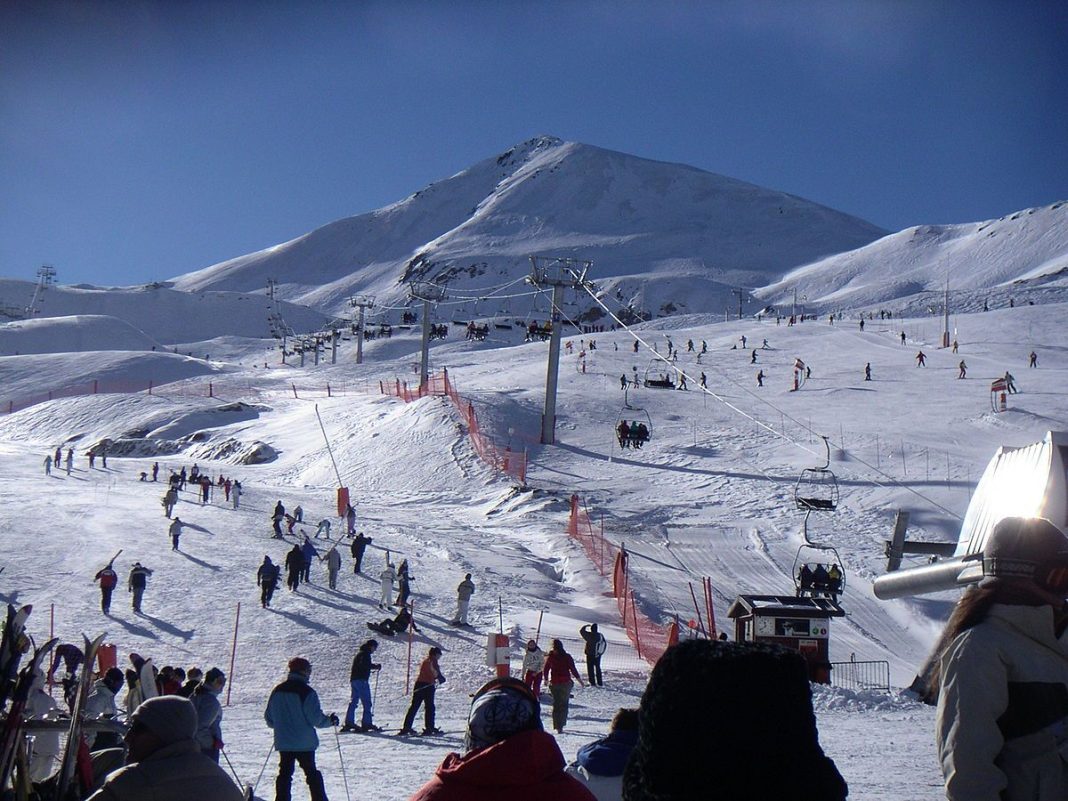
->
<box><xmin>264</xmin><ymin>657</ymin><xmax>337</xmax><ymax>801</ymax></box>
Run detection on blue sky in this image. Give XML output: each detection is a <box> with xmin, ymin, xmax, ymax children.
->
<box><xmin>2</xmin><ymin>0</ymin><xmax>1065</xmax><ymax>286</ymax></box>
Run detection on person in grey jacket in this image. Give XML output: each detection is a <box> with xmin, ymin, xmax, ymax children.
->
<box><xmin>933</xmin><ymin>516</ymin><xmax>1068</xmax><ymax>801</ymax></box>
<box><xmin>190</xmin><ymin>668</ymin><xmax>226</xmax><ymax>762</ymax></box>
<box><xmin>86</xmin><ymin>695</ymin><xmax>242</xmax><ymax>801</ymax></box>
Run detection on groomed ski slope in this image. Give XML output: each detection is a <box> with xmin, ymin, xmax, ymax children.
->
<box><xmin>1</xmin><ymin>300</ymin><xmax>1066</xmax><ymax>799</ymax></box>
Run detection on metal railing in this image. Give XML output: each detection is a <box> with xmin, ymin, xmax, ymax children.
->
<box><xmin>829</xmin><ymin>658</ymin><xmax>891</xmax><ymax>693</ymax></box>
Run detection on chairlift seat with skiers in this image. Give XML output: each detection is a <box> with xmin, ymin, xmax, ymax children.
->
<box><xmin>615</xmin><ymin>407</ymin><xmax>653</xmax><ymax>449</ymax></box>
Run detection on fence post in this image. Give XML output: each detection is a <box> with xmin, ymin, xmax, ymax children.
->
<box><xmin>226</xmin><ymin>602</ymin><xmax>240</xmax><ymax>706</ymax></box>
<box><xmin>630</xmin><ymin>592</ymin><xmax>642</xmax><ymax>660</ymax></box>
<box><xmin>93</xmin><ymin>380</ymin><xmax>98</xmax><ymax>394</ymax></box>
<box><xmin>148</xmin><ymin>380</ymin><xmax>153</xmax><ymax>395</ymax></box>
<box><xmin>327</xmin><ymin>383</ymin><xmax>331</xmax><ymax>398</ymax></box>
<box><xmin>208</xmin><ymin>382</ymin><xmax>214</xmax><ymax>398</ymax></box>
<box><xmin>379</xmin><ymin>380</ymin><xmax>384</xmax><ymax>394</ymax></box>
<box><xmin>292</xmin><ymin>384</ymin><xmax>298</xmax><ymax>399</ymax></box>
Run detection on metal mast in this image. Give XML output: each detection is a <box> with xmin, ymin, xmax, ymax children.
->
<box><xmin>528</xmin><ymin>256</ymin><xmax>591</xmax><ymax>445</ymax></box>
<box><xmin>408</xmin><ymin>282</ymin><xmax>447</xmax><ymax>389</ymax></box>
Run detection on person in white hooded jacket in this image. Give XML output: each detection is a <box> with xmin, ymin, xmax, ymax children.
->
<box><xmin>933</xmin><ymin>516</ymin><xmax>1068</xmax><ymax>801</ymax></box>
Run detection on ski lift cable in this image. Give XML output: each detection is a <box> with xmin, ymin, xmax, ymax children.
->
<box><xmin>577</xmin><ymin>283</ymin><xmax>963</xmax><ymax>521</ymax></box>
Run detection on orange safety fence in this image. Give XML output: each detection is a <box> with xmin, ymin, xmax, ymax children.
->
<box><xmin>568</xmin><ymin>493</ymin><xmax>677</xmax><ymax>665</ymax></box>
<box><xmin>379</xmin><ymin>370</ymin><xmax>528</xmax><ymax>485</ymax></box>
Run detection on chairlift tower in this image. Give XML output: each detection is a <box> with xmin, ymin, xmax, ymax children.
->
<box><xmin>350</xmin><ymin>294</ymin><xmax>376</xmax><ymax>365</ymax></box>
<box><xmin>528</xmin><ymin>256</ymin><xmax>591</xmax><ymax>445</ymax></box>
<box><xmin>26</xmin><ymin>265</ymin><xmax>56</xmax><ymax>317</ymax></box>
<box><xmin>408</xmin><ymin>282</ymin><xmax>447</xmax><ymax>389</ymax></box>
<box><xmin>266</xmin><ymin>279</ymin><xmax>295</xmax><ymax>363</ymax></box>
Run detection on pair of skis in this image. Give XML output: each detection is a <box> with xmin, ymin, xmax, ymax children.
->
<box><xmin>0</xmin><ymin>604</ymin><xmax>59</xmax><ymax>793</ymax></box>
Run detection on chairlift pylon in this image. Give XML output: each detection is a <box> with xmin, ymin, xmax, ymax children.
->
<box><xmin>794</xmin><ymin>436</ymin><xmax>839</xmax><ymax>512</ymax></box>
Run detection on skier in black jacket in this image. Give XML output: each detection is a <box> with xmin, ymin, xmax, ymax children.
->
<box><xmin>580</xmin><ymin>623</ymin><xmax>607</xmax><ymax>686</ymax></box>
<box><xmin>284</xmin><ymin>545</ymin><xmax>305</xmax><ymax>592</ymax></box>
<box><xmin>257</xmin><ymin>555</ymin><xmax>281</xmax><ymax>608</ymax></box>
<box><xmin>341</xmin><ymin>640</ymin><xmax>381</xmax><ymax>732</ymax></box>
<box><xmin>350</xmin><ymin>532</ymin><xmax>372</xmax><ymax>574</ymax></box>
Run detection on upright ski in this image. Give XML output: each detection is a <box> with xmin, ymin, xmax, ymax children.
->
<box><xmin>55</xmin><ymin>633</ymin><xmax>106</xmax><ymax>801</ymax></box>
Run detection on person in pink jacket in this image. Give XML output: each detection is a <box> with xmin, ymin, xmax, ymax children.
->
<box><xmin>407</xmin><ymin>677</ymin><xmax>594</xmax><ymax>801</ymax></box>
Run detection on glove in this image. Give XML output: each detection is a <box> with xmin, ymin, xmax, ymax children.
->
<box><xmin>329</xmin><ymin>713</ymin><xmax>340</xmax><ymax>726</ymax></box>
<box><xmin>213</xmin><ymin>738</ymin><xmax>224</xmax><ymax>750</ymax></box>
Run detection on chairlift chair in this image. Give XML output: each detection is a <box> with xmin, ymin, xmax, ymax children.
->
<box><xmin>643</xmin><ymin>360</ymin><xmax>676</xmax><ymax>390</ymax></box>
<box><xmin>794</xmin><ymin>437</ymin><xmax>839</xmax><ymax>512</ymax></box>
<box><xmin>792</xmin><ymin>505</ymin><xmax>846</xmax><ymax>599</ymax></box>
<box><xmin>614</xmin><ymin>404</ymin><xmax>652</xmax><ymax>450</ymax></box>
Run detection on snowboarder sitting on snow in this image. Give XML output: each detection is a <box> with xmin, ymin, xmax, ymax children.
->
<box><xmin>368</xmin><ymin>604</ymin><xmax>418</xmax><ymax>637</ymax></box>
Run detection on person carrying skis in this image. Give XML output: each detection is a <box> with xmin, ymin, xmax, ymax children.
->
<box><xmin>451</xmin><ymin>574</ymin><xmax>475</xmax><ymax>626</ymax></box>
<box><xmin>341</xmin><ymin>640</ymin><xmax>381</xmax><ymax>733</ymax></box>
<box><xmin>94</xmin><ymin>560</ymin><xmax>119</xmax><ymax>614</ymax></box>
<box><xmin>300</xmin><ymin>536</ymin><xmax>318</xmax><ymax>583</ymax></box>
<box><xmin>257</xmin><ymin>556</ymin><xmax>280</xmax><ymax>608</ymax></box>
<box><xmin>272</xmin><ymin>501</ymin><xmax>286</xmax><ymax>538</ymax></box>
<box><xmin>580</xmin><ymin>623</ymin><xmax>607</xmax><ymax>687</ymax></box>
<box><xmin>264</xmin><ymin>657</ymin><xmax>337</xmax><ymax>801</ymax></box>
<box><xmin>285</xmin><ymin>545</ymin><xmax>304</xmax><ymax>592</ymax></box>
<box><xmin>324</xmin><ymin>546</ymin><xmax>342</xmax><ymax>590</ymax></box>
<box><xmin>398</xmin><ymin>646</ymin><xmax>446</xmax><ymax>736</ymax></box>
<box><xmin>379</xmin><ymin>561</ymin><xmax>396</xmax><ymax>608</ymax></box>
<box><xmin>128</xmin><ymin>562</ymin><xmax>153</xmax><ymax>613</ymax></box>
<box><xmin>168</xmin><ymin>518</ymin><xmax>184</xmax><ymax>551</ymax></box>
<box><xmin>350</xmin><ymin>532</ymin><xmax>371</xmax><ymax>573</ymax></box>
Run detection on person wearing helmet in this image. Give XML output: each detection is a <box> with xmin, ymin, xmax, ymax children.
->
<box><xmin>264</xmin><ymin>657</ymin><xmax>338</xmax><ymax>801</ymax></box>
<box><xmin>932</xmin><ymin>517</ymin><xmax>1068</xmax><ymax>801</ymax></box>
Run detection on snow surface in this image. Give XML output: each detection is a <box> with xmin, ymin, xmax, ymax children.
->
<box><xmin>5</xmin><ymin>291</ymin><xmax>1068</xmax><ymax>799</ymax></box>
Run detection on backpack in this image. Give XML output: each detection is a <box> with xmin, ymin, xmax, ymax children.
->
<box><xmin>99</xmin><ymin>569</ymin><xmax>117</xmax><ymax>590</ymax></box>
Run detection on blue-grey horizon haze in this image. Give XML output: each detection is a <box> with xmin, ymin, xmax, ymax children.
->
<box><xmin>2</xmin><ymin>0</ymin><xmax>1066</xmax><ymax>287</ymax></box>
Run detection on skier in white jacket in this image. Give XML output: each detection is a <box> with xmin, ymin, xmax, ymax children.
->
<box><xmin>933</xmin><ymin>516</ymin><xmax>1068</xmax><ymax>801</ymax></box>
<box><xmin>379</xmin><ymin>562</ymin><xmax>396</xmax><ymax>608</ymax></box>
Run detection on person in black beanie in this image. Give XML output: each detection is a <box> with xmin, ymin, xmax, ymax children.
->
<box><xmin>622</xmin><ymin>640</ymin><xmax>847</xmax><ymax>801</ymax></box>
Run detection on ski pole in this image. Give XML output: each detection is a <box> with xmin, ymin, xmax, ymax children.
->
<box><xmin>220</xmin><ymin>747</ymin><xmax>244</xmax><ymax>789</ymax></box>
<box><xmin>252</xmin><ymin>745</ymin><xmax>274</xmax><ymax>796</ymax></box>
<box><xmin>373</xmin><ymin>668</ymin><xmax>380</xmax><ymax>707</ymax></box>
<box><xmin>334</xmin><ymin>725</ymin><xmax>352</xmax><ymax>801</ymax></box>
